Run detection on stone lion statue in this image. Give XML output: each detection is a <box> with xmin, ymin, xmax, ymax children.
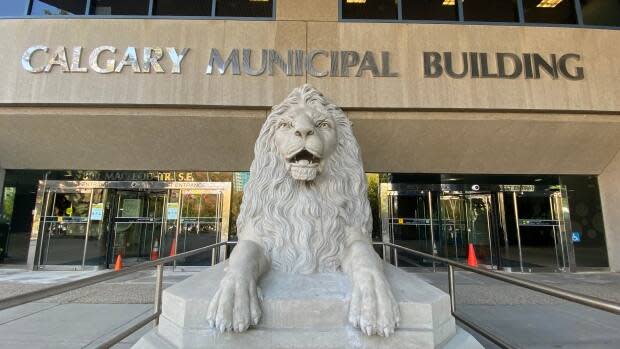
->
<box><xmin>206</xmin><ymin>84</ymin><xmax>400</xmax><ymax>337</ymax></box>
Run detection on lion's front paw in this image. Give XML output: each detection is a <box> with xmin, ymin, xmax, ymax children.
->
<box><xmin>206</xmin><ymin>272</ymin><xmax>262</xmax><ymax>333</ymax></box>
<box><xmin>348</xmin><ymin>270</ymin><xmax>400</xmax><ymax>337</ymax></box>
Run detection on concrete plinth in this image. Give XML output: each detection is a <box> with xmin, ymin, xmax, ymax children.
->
<box><xmin>133</xmin><ymin>263</ymin><xmax>482</xmax><ymax>349</ymax></box>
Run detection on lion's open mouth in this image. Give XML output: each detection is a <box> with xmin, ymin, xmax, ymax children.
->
<box><xmin>288</xmin><ymin>149</ymin><xmax>321</xmax><ymax>166</ymax></box>
<box><xmin>287</xmin><ymin>149</ymin><xmax>321</xmax><ymax>181</ymax></box>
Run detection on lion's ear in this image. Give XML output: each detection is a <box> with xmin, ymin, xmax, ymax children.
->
<box><xmin>350</xmin><ymin>121</ymin><xmax>354</xmax><ymax>127</ymax></box>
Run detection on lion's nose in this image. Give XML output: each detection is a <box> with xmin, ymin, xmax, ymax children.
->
<box><xmin>294</xmin><ymin>126</ymin><xmax>314</xmax><ymax>139</ymax></box>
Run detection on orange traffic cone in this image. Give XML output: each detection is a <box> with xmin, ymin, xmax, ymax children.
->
<box><xmin>114</xmin><ymin>255</ymin><xmax>123</xmax><ymax>271</ymax></box>
<box><xmin>467</xmin><ymin>243</ymin><xmax>478</xmax><ymax>267</ymax></box>
<box><xmin>150</xmin><ymin>240</ymin><xmax>160</xmax><ymax>261</ymax></box>
<box><xmin>169</xmin><ymin>238</ymin><xmax>176</xmax><ymax>257</ymax></box>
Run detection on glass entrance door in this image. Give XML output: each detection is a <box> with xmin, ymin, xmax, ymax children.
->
<box><xmin>384</xmin><ymin>189</ymin><xmax>436</xmax><ymax>268</ymax></box>
<box><xmin>30</xmin><ymin>180</ymin><xmax>233</xmax><ymax>270</ymax></box>
<box><xmin>112</xmin><ymin>191</ymin><xmax>166</xmax><ymax>266</ymax></box>
<box><xmin>37</xmin><ymin>188</ymin><xmax>106</xmax><ymax>269</ymax></box>
<box><xmin>172</xmin><ymin>190</ymin><xmax>224</xmax><ymax>266</ymax></box>
<box><xmin>438</xmin><ymin>193</ymin><xmax>495</xmax><ymax>267</ymax></box>
<box><xmin>380</xmin><ymin>183</ymin><xmax>571</xmax><ymax>271</ymax></box>
<box><xmin>507</xmin><ymin>191</ymin><xmax>569</xmax><ymax>271</ymax></box>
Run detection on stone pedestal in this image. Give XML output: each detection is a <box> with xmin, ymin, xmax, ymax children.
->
<box><xmin>133</xmin><ymin>263</ymin><xmax>482</xmax><ymax>349</ymax></box>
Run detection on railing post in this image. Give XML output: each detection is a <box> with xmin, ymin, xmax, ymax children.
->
<box><xmin>154</xmin><ymin>264</ymin><xmax>164</xmax><ymax>326</ymax></box>
<box><xmin>448</xmin><ymin>265</ymin><xmax>456</xmax><ymax>314</ymax></box>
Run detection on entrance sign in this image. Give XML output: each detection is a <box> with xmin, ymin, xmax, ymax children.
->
<box><xmin>90</xmin><ymin>203</ymin><xmax>104</xmax><ymax>221</ymax></box>
<box><xmin>166</xmin><ymin>203</ymin><xmax>179</xmax><ymax>221</ymax></box>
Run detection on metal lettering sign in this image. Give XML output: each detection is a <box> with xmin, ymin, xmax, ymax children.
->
<box><xmin>21</xmin><ymin>46</ymin><xmax>399</xmax><ymax>77</ymax></box>
<box><xmin>21</xmin><ymin>46</ymin><xmax>585</xmax><ymax>81</ymax></box>
<box><xmin>423</xmin><ymin>51</ymin><xmax>584</xmax><ymax>80</ymax></box>
<box><xmin>499</xmin><ymin>184</ymin><xmax>536</xmax><ymax>192</ymax></box>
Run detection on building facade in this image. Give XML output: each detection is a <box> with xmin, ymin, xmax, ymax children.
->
<box><xmin>0</xmin><ymin>0</ymin><xmax>619</xmax><ymax>272</ymax></box>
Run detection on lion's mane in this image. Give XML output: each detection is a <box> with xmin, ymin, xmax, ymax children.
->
<box><xmin>236</xmin><ymin>84</ymin><xmax>373</xmax><ymax>274</ymax></box>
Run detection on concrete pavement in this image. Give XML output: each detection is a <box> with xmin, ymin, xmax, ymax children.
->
<box><xmin>0</xmin><ymin>268</ymin><xmax>618</xmax><ymax>348</ymax></box>
<box><xmin>0</xmin><ymin>303</ymin><xmax>152</xmax><ymax>349</ymax></box>
<box><xmin>416</xmin><ymin>271</ymin><xmax>620</xmax><ymax>349</ymax></box>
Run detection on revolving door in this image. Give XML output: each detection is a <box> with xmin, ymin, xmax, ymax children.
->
<box><xmin>29</xmin><ymin>181</ymin><xmax>231</xmax><ymax>270</ymax></box>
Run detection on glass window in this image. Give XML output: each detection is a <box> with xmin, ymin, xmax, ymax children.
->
<box><xmin>523</xmin><ymin>0</ymin><xmax>577</xmax><ymax>24</ymax></box>
<box><xmin>89</xmin><ymin>0</ymin><xmax>149</xmax><ymax>15</ymax></box>
<box><xmin>215</xmin><ymin>0</ymin><xmax>273</xmax><ymax>17</ymax></box>
<box><xmin>154</xmin><ymin>0</ymin><xmax>213</xmax><ymax>16</ymax></box>
<box><xmin>30</xmin><ymin>0</ymin><xmax>86</xmax><ymax>16</ymax></box>
<box><xmin>0</xmin><ymin>0</ymin><xmax>28</xmax><ymax>16</ymax></box>
<box><xmin>2</xmin><ymin>187</ymin><xmax>16</xmax><ymax>222</ymax></box>
<box><xmin>463</xmin><ymin>0</ymin><xmax>519</xmax><ymax>22</ymax></box>
<box><xmin>341</xmin><ymin>0</ymin><xmax>398</xmax><ymax>20</ymax></box>
<box><xmin>402</xmin><ymin>0</ymin><xmax>458</xmax><ymax>21</ymax></box>
<box><xmin>581</xmin><ymin>0</ymin><xmax>620</xmax><ymax>26</ymax></box>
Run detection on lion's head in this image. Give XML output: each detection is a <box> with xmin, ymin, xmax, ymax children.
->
<box><xmin>272</xmin><ymin>102</ymin><xmax>338</xmax><ymax>181</ymax></box>
<box><xmin>237</xmin><ymin>84</ymin><xmax>372</xmax><ymax>274</ymax></box>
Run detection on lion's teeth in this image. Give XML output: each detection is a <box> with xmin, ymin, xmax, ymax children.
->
<box><xmin>298</xmin><ymin>160</ymin><xmax>310</xmax><ymax>166</ymax></box>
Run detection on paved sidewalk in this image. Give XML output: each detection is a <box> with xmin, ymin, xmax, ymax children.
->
<box><xmin>0</xmin><ymin>268</ymin><xmax>192</xmax><ymax>349</ymax></box>
<box><xmin>0</xmin><ymin>268</ymin><xmax>618</xmax><ymax>348</ymax></box>
<box><xmin>418</xmin><ymin>271</ymin><xmax>620</xmax><ymax>349</ymax></box>
<box><xmin>0</xmin><ymin>302</ymin><xmax>152</xmax><ymax>349</ymax></box>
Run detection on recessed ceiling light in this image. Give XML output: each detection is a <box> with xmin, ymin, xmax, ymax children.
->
<box><xmin>537</xmin><ymin>0</ymin><xmax>563</xmax><ymax>8</ymax></box>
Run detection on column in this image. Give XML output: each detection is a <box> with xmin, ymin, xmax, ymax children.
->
<box><xmin>598</xmin><ymin>150</ymin><xmax>620</xmax><ymax>272</ymax></box>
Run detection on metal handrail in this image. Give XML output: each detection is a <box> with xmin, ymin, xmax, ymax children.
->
<box><xmin>0</xmin><ymin>240</ymin><xmax>230</xmax><ymax>349</ymax></box>
<box><xmin>1</xmin><ymin>240</ymin><xmax>618</xmax><ymax>349</ymax></box>
<box><xmin>380</xmin><ymin>241</ymin><xmax>620</xmax><ymax>349</ymax></box>
<box><xmin>381</xmin><ymin>242</ymin><xmax>620</xmax><ymax>315</ymax></box>
<box><xmin>0</xmin><ymin>241</ymin><xmax>228</xmax><ymax>311</ymax></box>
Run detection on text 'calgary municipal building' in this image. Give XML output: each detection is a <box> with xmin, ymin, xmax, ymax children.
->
<box><xmin>0</xmin><ymin>0</ymin><xmax>619</xmax><ymax>273</ymax></box>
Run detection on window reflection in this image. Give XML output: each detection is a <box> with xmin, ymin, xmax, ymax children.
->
<box><xmin>30</xmin><ymin>0</ymin><xmax>86</xmax><ymax>16</ymax></box>
<box><xmin>89</xmin><ymin>0</ymin><xmax>149</xmax><ymax>16</ymax></box>
<box><xmin>215</xmin><ymin>0</ymin><xmax>273</xmax><ymax>18</ymax></box>
<box><xmin>402</xmin><ymin>0</ymin><xmax>458</xmax><ymax>21</ymax></box>
<box><xmin>154</xmin><ymin>0</ymin><xmax>213</xmax><ymax>16</ymax></box>
<box><xmin>0</xmin><ymin>0</ymin><xmax>28</xmax><ymax>16</ymax></box>
<box><xmin>342</xmin><ymin>0</ymin><xmax>399</xmax><ymax>20</ymax></box>
<box><xmin>463</xmin><ymin>0</ymin><xmax>519</xmax><ymax>22</ymax></box>
<box><xmin>523</xmin><ymin>0</ymin><xmax>577</xmax><ymax>24</ymax></box>
<box><xmin>581</xmin><ymin>0</ymin><xmax>620</xmax><ymax>26</ymax></box>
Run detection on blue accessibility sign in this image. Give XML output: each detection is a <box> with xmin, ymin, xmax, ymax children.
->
<box><xmin>572</xmin><ymin>232</ymin><xmax>581</xmax><ymax>243</ymax></box>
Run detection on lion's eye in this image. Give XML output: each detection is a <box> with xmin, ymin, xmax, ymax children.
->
<box><xmin>317</xmin><ymin>121</ymin><xmax>329</xmax><ymax>128</ymax></box>
<box><xmin>278</xmin><ymin>122</ymin><xmax>291</xmax><ymax>129</ymax></box>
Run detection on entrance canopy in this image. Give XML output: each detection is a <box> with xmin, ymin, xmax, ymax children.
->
<box><xmin>1</xmin><ymin>107</ymin><xmax>620</xmax><ymax>175</ymax></box>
